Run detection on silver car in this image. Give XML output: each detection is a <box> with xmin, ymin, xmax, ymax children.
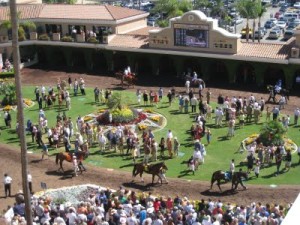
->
<box><xmin>268</xmin><ymin>30</ymin><xmax>281</xmax><ymax>39</ymax></box>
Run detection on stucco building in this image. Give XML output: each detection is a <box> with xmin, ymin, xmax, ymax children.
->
<box><xmin>0</xmin><ymin>4</ymin><xmax>300</xmax><ymax>88</ymax></box>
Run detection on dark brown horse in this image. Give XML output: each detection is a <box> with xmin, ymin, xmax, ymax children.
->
<box><xmin>210</xmin><ymin>170</ymin><xmax>248</xmax><ymax>192</ymax></box>
<box><xmin>185</xmin><ymin>75</ymin><xmax>206</xmax><ymax>88</ymax></box>
<box><xmin>55</xmin><ymin>151</ymin><xmax>88</xmax><ymax>173</ymax></box>
<box><xmin>132</xmin><ymin>162</ymin><xmax>168</xmax><ymax>184</ymax></box>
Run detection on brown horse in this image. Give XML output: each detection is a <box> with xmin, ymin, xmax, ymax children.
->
<box><xmin>115</xmin><ymin>71</ymin><xmax>137</xmax><ymax>88</ymax></box>
<box><xmin>55</xmin><ymin>151</ymin><xmax>88</xmax><ymax>173</ymax></box>
<box><xmin>132</xmin><ymin>162</ymin><xmax>168</xmax><ymax>184</ymax></box>
<box><xmin>210</xmin><ymin>170</ymin><xmax>248</xmax><ymax>192</ymax></box>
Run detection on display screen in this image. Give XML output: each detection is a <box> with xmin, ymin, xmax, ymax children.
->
<box><xmin>174</xmin><ymin>24</ymin><xmax>209</xmax><ymax>48</ymax></box>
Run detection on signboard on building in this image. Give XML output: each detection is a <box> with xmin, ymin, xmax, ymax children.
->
<box><xmin>174</xmin><ymin>24</ymin><xmax>209</xmax><ymax>48</ymax></box>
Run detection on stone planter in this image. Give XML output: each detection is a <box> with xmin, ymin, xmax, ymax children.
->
<box><xmin>76</xmin><ymin>33</ymin><xmax>85</xmax><ymax>43</ymax></box>
<box><xmin>0</xmin><ymin>35</ymin><xmax>8</xmax><ymax>43</ymax></box>
<box><xmin>102</xmin><ymin>35</ymin><xmax>108</xmax><ymax>44</ymax></box>
<box><xmin>30</xmin><ymin>32</ymin><xmax>37</xmax><ymax>40</ymax></box>
<box><xmin>53</xmin><ymin>33</ymin><xmax>61</xmax><ymax>41</ymax></box>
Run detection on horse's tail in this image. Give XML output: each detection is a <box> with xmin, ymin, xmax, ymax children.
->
<box><xmin>55</xmin><ymin>153</ymin><xmax>59</xmax><ymax>165</ymax></box>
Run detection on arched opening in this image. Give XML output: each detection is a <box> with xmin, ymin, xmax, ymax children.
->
<box><xmin>236</xmin><ymin>63</ymin><xmax>256</xmax><ymax>84</ymax></box>
<box><xmin>113</xmin><ymin>53</ymin><xmax>128</xmax><ymax>72</ymax></box>
<box><xmin>208</xmin><ymin>61</ymin><xmax>228</xmax><ymax>85</ymax></box>
<box><xmin>136</xmin><ymin>56</ymin><xmax>152</xmax><ymax>75</ymax></box>
<box><xmin>158</xmin><ymin>55</ymin><xmax>176</xmax><ymax>77</ymax></box>
<box><xmin>51</xmin><ymin>50</ymin><xmax>67</xmax><ymax>68</ymax></box>
<box><xmin>183</xmin><ymin>58</ymin><xmax>202</xmax><ymax>76</ymax></box>
<box><xmin>37</xmin><ymin>47</ymin><xmax>47</xmax><ymax>65</ymax></box>
<box><xmin>92</xmin><ymin>51</ymin><xmax>107</xmax><ymax>73</ymax></box>
<box><xmin>264</xmin><ymin>67</ymin><xmax>285</xmax><ymax>86</ymax></box>
<box><xmin>72</xmin><ymin>50</ymin><xmax>86</xmax><ymax>69</ymax></box>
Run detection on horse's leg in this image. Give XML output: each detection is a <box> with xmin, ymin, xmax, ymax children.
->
<box><xmin>140</xmin><ymin>172</ymin><xmax>144</xmax><ymax>183</ymax></box>
<box><xmin>210</xmin><ymin>178</ymin><xmax>215</xmax><ymax>189</ymax></box>
<box><xmin>217</xmin><ymin>180</ymin><xmax>222</xmax><ymax>192</ymax></box>
<box><xmin>59</xmin><ymin>159</ymin><xmax>64</xmax><ymax>173</ymax></box>
<box><xmin>152</xmin><ymin>174</ymin><xmax>155</xmax><ymax>184</ymax></box>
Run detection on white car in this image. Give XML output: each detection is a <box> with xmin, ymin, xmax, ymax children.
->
<box><xmin>294</xmin><ymin>2</ymin><xmax>300</xmax><ymax>8</ymax></box>
<box><xmin>268</xmin><ymin>29</ymin><xmax>281</xmax><ymax>39</ymax></box>
<box><xmin>276</xmin><ymin>20</ymin><xmax>287</xmax><ymax>28</ymax></box>
<box><xmin>270</xmin><ymin>18</ymin><xmax>278</xmax><ymax>25</ymax></box>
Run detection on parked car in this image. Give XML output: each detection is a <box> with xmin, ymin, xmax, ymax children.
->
<box><xmin>287</xmin><ymin>23</ymin><xmax>297</xmax><ymax>29</ymax></box>
<box><xmin>279</xmin><ymin>6</ymin><xmax>287</xmax><ymax>13</ymax></box>
<box><xmin>240</xmin><ymin>27</ymin><xmax>253</xmax><ymax>38</ymax></box>
<box><xmin>294</xmin><ymin>2</ymin><xmax>300</xmax><ymax>9</ymax></box>
<box><xmin>278</xmin><ymin>0</ymin><xmax>286</xmax><ymax>6</ymax></box>
<box><xmin>292</xmin><ymin>18</ymin><xmax>300</xmax><ymax>26</ymax></box>
<box><xmin>232</xmin><ymin>17</ymin><xmax>244</xmax><ymax>25</ymax></box>
<box><xmin>272</xmin><ymin>1</ymin><xmax>279</xmax><ymax>7</ymax></box>
<box><xmin>264</xmin><ymin>20</ymin><xmax>276</xmax><ymax>29</ymax></box>
<box><xmin>276</xmin><ymin>20</ymin><xmax>287</xmax><ymax>28</ymax></box>
<box><xmin>275</xmin><ymin>11</ymin><xmax>282</xmax><ymax>19</ymax></box>
<box><xmin>270</xmin><ymin>18</ymin><xmax>278</xmax><ymax>25</ymax></box>
<box><xmin>254</xmin><ymin>30</ymin><xmax>265</xmax><ymax>39</ymax></box>
<box><xmin>284</xmin><ymin>30</ymin><xmax>294</xmax><ymax>40</ymax></box>
<box><xmin>268</xmin><ymin>29</ymin><xmax>281</xmax><ymax>39</ymax></box>
<box><xmin>258</xmin><ymin>27</ymin><xmax>267</xmax><ymax>35</ymax></box>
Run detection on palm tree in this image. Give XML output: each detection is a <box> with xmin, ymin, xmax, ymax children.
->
<box><xmin>236</xmin><ymin>0</ymin><xmax>256</xmax><ymax>42</ymax></box>
<box><xmin>152</xmin><ymin>0</ymin><xmax>193</xmax><ymax>27</ymax></box>
<box><xmin>194</xmin><ymin>0</ymin><xmax>210</xmax><ymax>10</ymax></box>
<box><xmin>9</xmin><ymin>0</ymin><xmax>33</xmax><ymax>224</ymax></box>
<box><xmin>255</xmin><ymin>0</ymin><xmax>266</xmax><ymax>43</ymax></box>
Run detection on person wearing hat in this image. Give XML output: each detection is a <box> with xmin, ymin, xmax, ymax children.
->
<box><xmin>294</xmin><ymin>107</ymin><xmax>300</xmax><ymax>125</ymax></box>
<box><xmin>173</xmin><ymin>137</ymin><xmax>180</xmax><ymax>157</ymax></box>
<box><xmin>3</xmin><ymin>173</ymin><xmax>12</xmax><ymax>197</ymax></box>
<box><xmin>72</xmin><ymin>154</ymin><xmax>79</xmax><ymax>177</ymax></box>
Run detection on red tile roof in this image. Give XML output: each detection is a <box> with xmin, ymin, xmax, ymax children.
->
<box><xmin>0</xmin><ymin>4</ymin><xmax>44</xmax><ymax>21</ymax></box>
<box><xmin>126</xmin><ymin>26</ymin><xmax>161</xmax><ymax>36</ymax></box>
<box><xmin>108</xmin><ymin>34</ymin><xmax>149</xmax><ymax>48</ymax></box>
<box><xmin>0</xmin><ymin>4</ymin><xmax>146</xmax><ymax>21</ymax></box>
<box><xmin>236</xmin><ymin>41</ymin><xmax>292</xmax><ymax>60</ymax></box>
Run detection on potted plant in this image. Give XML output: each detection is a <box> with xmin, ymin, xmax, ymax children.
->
<box><xmin>0</xmin><ymin>21</ymin><xmax>11</xmax><ymax>42</ymax></box>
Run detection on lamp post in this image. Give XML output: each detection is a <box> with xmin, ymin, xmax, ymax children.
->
<box><xmin>9</xmin><ymin>0</ymin><xmax>33</xmax><ymax>224</ymax></box>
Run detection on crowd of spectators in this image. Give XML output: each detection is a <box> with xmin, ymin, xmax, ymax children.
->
<box><xmin>6</xmin><ymin>186</ymin><xmax>291</xmax><ymax>225</ymax></box>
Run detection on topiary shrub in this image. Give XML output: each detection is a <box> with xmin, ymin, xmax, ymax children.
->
<box><xmin>87</xmin><ymin>37</ymin><xmax>99</xmax><ymax>44</ymax></box>
<box><xmin>61</xmin><ymin>36</ymin><xmax>74</xmax><ymax>42</ymax></box>
<box><xmin>38</xmin><ymin>34</ymin><xmax>50</xmax><ymax>41</ymax></box>
<box><xmin>259</xmin><ymin>120</ymin><xmax>287</xmax><ymax>146</ymax></box>
<box><xmin>111</xmin><ymin>107</ymin><xmax>135</xmax><ymax>124</ymax></box>
<box><xmin>18</xmin><ymin>26</ymin><xmax>26</xmax><ymax>41</ymax></box>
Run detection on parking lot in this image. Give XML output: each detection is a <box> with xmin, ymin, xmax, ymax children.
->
<box><xmin>235</xmin><ymin>5</ymin><xmax>296</xmax><ymax>43</ymax></box>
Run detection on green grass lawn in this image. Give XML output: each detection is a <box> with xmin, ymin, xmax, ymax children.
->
<box><xmin>1</xmin><ymin>86</ymin><xmax>300</xmax><ymax>185</ymax></box>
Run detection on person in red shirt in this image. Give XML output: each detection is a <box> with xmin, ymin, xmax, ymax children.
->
<box><xmin>166</xmin><ymin>197</ymin><xmax>173</xmax><ymax>210</ymax></box>
<box><xmin>153</xmin><ymin>198</ymin><xmax>161</xmax><ymax>213</ymax></box>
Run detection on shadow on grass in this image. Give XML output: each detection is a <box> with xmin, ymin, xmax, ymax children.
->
<box><xmin>217</xmin><ymin>136</ymin><xmax>229</xmax><ymax>141</ymax></box>
<box><xmin>178</xmin><ymin>169</ymin><xmax>194</xmax><ymax>178</ymax></box>
<box><xmin>119</xmin><ymin>163</ymin><xmax>134</xmax><ymax>169</ymax></box>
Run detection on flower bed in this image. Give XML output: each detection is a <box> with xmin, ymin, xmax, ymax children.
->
<box><xmin>23</xmin><ymin>98</ymin><xmax>34</xmax><ymax>108</ymax></box>
<box><xmin>34</xmin><ymin>184</ymin><xmax>101</xmax><ymax>206</ymax></box>
<box><xmin>84</xmin><ymin>108</ymin><xmax>166</xmax><ymax>134</ymax></box>
<box><xmin>241</xmin><ymin>133</ymin><xmax>298</xmax><ymax>153</ymax></box>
